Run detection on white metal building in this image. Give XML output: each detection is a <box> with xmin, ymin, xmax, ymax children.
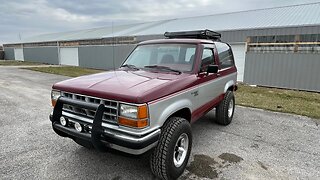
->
<box><xmin>3</xmin><ymin>2</ymin><xmax>320</xmax><ymax>91</ymax></box>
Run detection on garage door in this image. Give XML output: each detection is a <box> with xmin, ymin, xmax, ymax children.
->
<box><xmin>230</xmin><ymin>44</ymin><xmax>246</xmax><ymax>82</ymax></box>
<box><xmin>14</xmin><ymin>48</ymin><xmax>24</xmax><ymax>61</ymax></box>
<box><xmin>60</xmin><ymin>47</ymin><xmax>79</xmax><ymax>66</ymax></box>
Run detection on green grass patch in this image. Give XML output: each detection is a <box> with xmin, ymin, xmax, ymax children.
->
<box><xmin>23</xmin><ymin>66</ymin><xmax>104</xmax><ymax>77</ymax></box>
<box><xmin>0</xmin><ymin>60</ymin><xmax>43</xmax><ymax>66</ymax></box>
<box><xmin>236</xmin><ymin>84</ymin><xmax>320</xmax><ymax>119</ymax></box>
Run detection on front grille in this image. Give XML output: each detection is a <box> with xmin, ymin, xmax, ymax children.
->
<box><xmin>61</xmin><ymin>92</ymin><xmax>118</xmax><ymax>124</ymax></box>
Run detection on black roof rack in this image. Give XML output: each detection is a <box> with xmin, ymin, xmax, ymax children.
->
<box><xmin>164</xmin><ymin>29</ymin><xmax>221</xmax><ymax>41</ymax></box>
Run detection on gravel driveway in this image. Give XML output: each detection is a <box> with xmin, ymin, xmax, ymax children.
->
<box><xmin>0</xmin><ymin>66</ymin><xmax>319</xmax><ymax>180</ymax></box>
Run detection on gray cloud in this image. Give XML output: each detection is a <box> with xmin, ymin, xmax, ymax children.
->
<box><xmin>0</xmin><ymin>0</ymin><xmax>318</xmax><ymax>44</ymax></box>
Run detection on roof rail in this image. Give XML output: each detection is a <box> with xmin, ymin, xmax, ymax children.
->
<box><xmin>164</xmin><ymin>29</ymin><xmax>221</xmax><ymax>41</ymax></box>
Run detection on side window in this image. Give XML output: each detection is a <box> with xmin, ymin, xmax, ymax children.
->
<box><xmin>200</xmin><ymin>48</ymin><xmax>214</xmax><ymax>72</ymax></box>
<box><xmin>184</xmin><ymin>47</ymin><xmax>196</xmax><ymax>63</ymax></box>
<box><xmin>215</xmin><ymin>43</ymin><xmax>234</xmax><ymax>69</ymax></box>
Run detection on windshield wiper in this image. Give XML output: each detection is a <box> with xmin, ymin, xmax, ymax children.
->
<box><xmin>121</xmin><ymin>64</ymin><xmax>140</xmax><ymax>70</ymax></box>
<box><xmin>144</xmin><ymin>65</ymin><xmax>181</xmax><ymax>74</ymax></box>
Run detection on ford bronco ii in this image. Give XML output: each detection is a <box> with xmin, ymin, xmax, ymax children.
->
<box><xmin>50</xmin><ymin>29</ymin><xmax>237</xmax><ymax>180</ymax></box>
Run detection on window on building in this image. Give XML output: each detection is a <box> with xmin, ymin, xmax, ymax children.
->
<box><xmin>258</xmin><ymin>36</ymin><xmax>275</xmax><ymax>43</ymax></box>
<box><xmin>248</xmin><ymin>34</ymin><xmax>320</xmax><ymax>53</ymax></box>
<box><xmin>275</xmin><ymin>35</ymin><xmax>295</xmax><ymax>43</ymax></box>
<box><xmin>300</xmin><ymin>34</ymin><xmax>318</xmax><ymax>42</ymax></box>
<box><xmin>299</xmin><ymin>34</ymin><xmax>317</xmax><ymax>53</ymax></box>
<box><xmin>250</xmin><ymin>36</ymin><xmax>258</xmax><ymax>43</ymax></box>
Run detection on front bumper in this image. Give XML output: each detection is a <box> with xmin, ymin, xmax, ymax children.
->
<box><xmin>50</xmin><ymin>97</ymin><xmax>160</xmax><ymax>155</ymax></box>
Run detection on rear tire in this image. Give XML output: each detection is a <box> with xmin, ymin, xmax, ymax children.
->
<box><xmin>150</xmin><ymin>117</ymin><xmax>192</xmax><ymax>180</ymax></box>
<box><xmin>215</xmin><ymin>91</ymin><xmax>235</xmax><ymax>125</ymax></box>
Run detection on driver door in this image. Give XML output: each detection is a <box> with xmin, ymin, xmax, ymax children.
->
<box><xmin>193</xmin><ymin>45</ymin><xmax>221</xmax><ymax>120</ymax></box>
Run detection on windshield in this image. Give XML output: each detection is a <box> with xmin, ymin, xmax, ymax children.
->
<box><xmin>123</xmin><ymin>44</ymin><xmax>197</xmax><ymax>72</ymax></box>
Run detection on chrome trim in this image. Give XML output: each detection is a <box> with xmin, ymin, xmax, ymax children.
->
<box><xmin>52</xmin><ymin>121</ymin><xmax>159</xmax><ymax>155</ymax></box>
<box><xmin>61</xmin><ymin>111</ymin><xmax>159</xmax><ymax>137</ymax></box>
<box><xmin>228</xmin><ymin>98</ymin><xmax>234</xmax><ymax>118</ymax></box>
<box><xmin>60</xmin><ymin>91</ymin><xmax>146</xmax><ymax>107</ymax></box>
<box><xmin>61</xmin><ymin>91</ymin><xmax>118</xmax><ymax>123</ymax></box>
<box><xmin>62</xmin><ymin>111</ymin><xmax>93</xmax><ymax>124</ymax></box>
<box><xmin>173</xmin><ymin>133</ymin><xmax>189</xmax><ymax>167</ymax></box>
<box><xmin>103</xmin><ymin>121</ymin><xmax>158</xmax><ymax>136</ymax></box>
<box><xmin>103</xmin><ymin>129</ymin><xmax>161</xmax><ymax>143</ymax></box>
<box><xmin>107</xmin><ymin>141</ymin><xmax>159</xmax><ymax>155</ymax></box>
<box><xmin>61</xmin><ymin>91</ymin><xmax>118</xmax><ymax>104</ymax></box>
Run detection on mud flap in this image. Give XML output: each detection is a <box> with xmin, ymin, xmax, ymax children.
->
<box><xmin>91</xmin><ymin>104</ymin><xmax>106</xmax><ymax>151</ymax></box>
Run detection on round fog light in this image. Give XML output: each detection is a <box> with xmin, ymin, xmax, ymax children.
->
<box><xmin>74</xmin><ymin>122</ymin><xmax>82</xmax><ymax>132</ymax></box>
<box><xmin>60</xmin><ymin>116</ymin><xmax>67</xmax><ymax>126</ymax></box>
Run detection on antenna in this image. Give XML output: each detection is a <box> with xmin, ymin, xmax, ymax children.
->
<box><xmin>112</xmin><ymin>21</ymin><xmax>115</xmax><ymax>70</ymax></box>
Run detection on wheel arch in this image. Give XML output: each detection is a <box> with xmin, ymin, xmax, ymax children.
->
<box><xmin>224</xmin><ymin>80</ymin><xmax>237</xmax><ymax>93</ymax></box>
<box><xmin>150</xmin><ymin>99</ymin><xmax>192</xmax><ymax>128</ymax></box>
<box><xmin>168</xmin><ymin>108</ymin><xmax>192</xmax><ymax>123</ymax></box>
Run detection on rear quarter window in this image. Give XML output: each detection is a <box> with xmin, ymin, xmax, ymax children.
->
<box><xmin>215</xmin><ymin>42</ymin><xmax>234</xmax><ymax>69</ymax></box>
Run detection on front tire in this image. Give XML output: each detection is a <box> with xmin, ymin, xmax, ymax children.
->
<box><xmin>215</xmin><ymin>91</ymin><xmax>235</xmax><ymax>125</ymax></box>
<box><xmin>150</xmin><ymin>117</ymin><xmax>192</xmax><ymax>180</ymax></box>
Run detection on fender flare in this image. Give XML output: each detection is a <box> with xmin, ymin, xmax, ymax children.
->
<box><xmin>157</xmin><ymin>99</ymin><xmax>192</xmax><ymax>126</ymax></box>
<box><xmin>224</xmin><ymin>80</ymin><xmax>236</xmax><ymax>93</ymax></box>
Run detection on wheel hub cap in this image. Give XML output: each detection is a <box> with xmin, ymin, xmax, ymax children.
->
<box><xmin>173</xmin><ymin>133</ymin><xmax>189</xmax><ymax>168</ymax></box>
<box><xmin>228</xmin><ymin>99</ymin><xmax>234</xmax><ymax>118</ymax></box>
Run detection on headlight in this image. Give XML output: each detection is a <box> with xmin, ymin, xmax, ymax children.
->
<box><xmin>119</xmin><ymin>104</ymin><xmax>148</xmax><ymax>128</ymax></box>
<box><xmin>120</xmin><ymin>104</ymin><xmax>138</xmax><ymax>119</ymax></box>
<box><xmin>51</xmin><ymin>90</ymin><xmax>61</xmax><ymax>107</ymax></box>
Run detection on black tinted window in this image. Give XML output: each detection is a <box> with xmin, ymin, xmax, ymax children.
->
<box><xmin>215</xmin><ymin>42</ymin><xmax>234</xmax><ymax>69</ymax></box>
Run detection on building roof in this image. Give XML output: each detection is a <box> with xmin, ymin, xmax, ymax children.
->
<box><xmin>18</xmin><ymin>2</ymin><xmax>320</xmax><ymax>43</ymax></box>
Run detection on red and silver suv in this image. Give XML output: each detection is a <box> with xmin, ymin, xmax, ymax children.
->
<box><xmin>50</xmin><ymin>29</ymin><xmax>237</xmax><ymax>180</ymax></box>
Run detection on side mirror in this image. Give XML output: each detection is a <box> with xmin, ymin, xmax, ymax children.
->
<box><xmin>207</xmin><ymin>65</ymin><xmax>219</xmax><ymax>74</ymax></box>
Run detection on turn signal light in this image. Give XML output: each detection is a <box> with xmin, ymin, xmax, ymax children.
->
<box><xmin>51</xmin><ymin>90</ymin><xmax>60</xmax><ymax>107</ymax></box>
<box><xmin>51</xmin><ymin>99</ymin><xmax>57</xmax><ymax>107</ymax></box>
<box><xmin>118</xmin><ymin>117</ymin><xmax>148</xmax><ymax>128</ymax></box>
<box><xmin>137</xmin><ymin>105</ymin><xmax>148</xmax><ymax>119</ymax></box>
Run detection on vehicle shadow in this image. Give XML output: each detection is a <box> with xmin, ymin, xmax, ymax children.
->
<box><xmin>67</xmin><ymin>143</ymin><xmax>156</xmax><ymax>180</ymax></box>
<box><xmin>65</xmin><ymin>109</ymin><xmax>228</xmax><ymax>180</ymax></box>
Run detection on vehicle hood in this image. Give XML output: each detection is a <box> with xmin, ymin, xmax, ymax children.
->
<box><xmin>53</xmin><ymin>69</ymin><xmax>196</xmax><ymax>103</ymax></box>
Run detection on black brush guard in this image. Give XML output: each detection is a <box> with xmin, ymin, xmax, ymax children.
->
<box><xmin>50</xmin><ymin>97</ymin><xmax>160</xmax><ymax>153</ymax></box>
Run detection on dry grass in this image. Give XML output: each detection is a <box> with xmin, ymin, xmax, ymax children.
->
<box><xmin>0</xmin><ymin>60</ymin><xmax>43</xmax><ymax>66</ymax></box>
<box><xmin>236</xmin><ymin>84</ymin><xmax>320</xmax><ymax>119</ymax></box>
<box><xmin>23</xmin><ymin>66</ymin><xmax>103</xmax><ymax>77</ymax></box>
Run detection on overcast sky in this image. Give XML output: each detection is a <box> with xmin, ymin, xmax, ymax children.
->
<box><xmin>0</xmin><ymin>0</ymin><xmax>318</xmax><ymax>44</ymax></box>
